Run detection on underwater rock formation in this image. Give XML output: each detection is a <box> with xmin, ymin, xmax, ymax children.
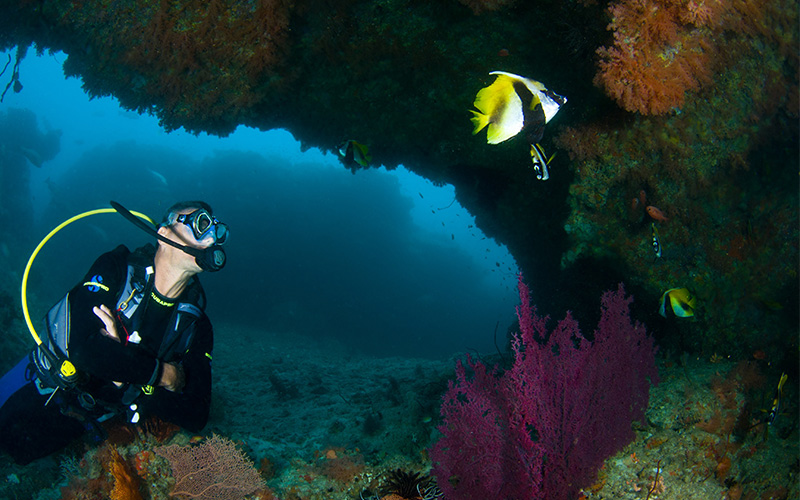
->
<box><xmin>0</xmin><ymin>107</ymin><xmax>60</xmax><ymax>232</ymax></box>
<box><xmin>0</xmin><ymin>0</ymin><xmax>796</xmax><ymax>359</ymax></box>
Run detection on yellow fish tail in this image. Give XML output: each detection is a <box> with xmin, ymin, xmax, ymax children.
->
<box><xmin>470</xmin><ymin>110</ymin><xmax>489</xmax><ymax>135</ymax></box>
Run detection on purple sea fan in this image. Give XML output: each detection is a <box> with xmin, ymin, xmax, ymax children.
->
<box><xmin>429</xmin><ymin>352</ymin><xmax>538</xmax><ymax>499</ymax></box>
<box><xmin>430</xmin><ymin>276</ymin><xmax>659</xmax><ymax>500</ymax></box>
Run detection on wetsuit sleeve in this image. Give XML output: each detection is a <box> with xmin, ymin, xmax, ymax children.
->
<box><xmin>66</xmin><ymin>245</ymin><xmax>162</xmax><ymax>386</ymax></box>
<box><xmin>137</xmin><ymin>315</ymin><xmax>213</xmax><ymax>432</ymax></box>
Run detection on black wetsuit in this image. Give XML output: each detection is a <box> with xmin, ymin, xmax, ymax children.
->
<box><xmin>0</xmin><ymin>245</ymin><xmax>212</xmax><ymax>464</ymax></box>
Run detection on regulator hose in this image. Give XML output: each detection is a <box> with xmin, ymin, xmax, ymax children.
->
<box><xmin>21</xmin><ymin>206</ymin><xmax>154</xmax><ymax>348</ymax></box>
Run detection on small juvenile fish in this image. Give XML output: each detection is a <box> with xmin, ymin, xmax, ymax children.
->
<box><xmin>646</xmin><ymin>206</ymin><xmax>669</xmax><ymax>221</ymax></box>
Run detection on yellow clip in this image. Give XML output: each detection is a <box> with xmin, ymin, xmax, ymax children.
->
<box><xmin>118</xmin><ymin>288</ymin><xmax>137</xmax><ymax>312</ymax></box>
<box><xmin>60</xmin><ymin>360</ymin><xmax>77</xmax><ymax>378</ymax></box>
<box><xmin>141</xmin><ymin>385</ymin><xmax>154</xmax><ymax>395</ymax></box>
<box><xmin>205</xmin><ymin>352</ymin><xmax>213</xmax><ymax>361</ymax></box>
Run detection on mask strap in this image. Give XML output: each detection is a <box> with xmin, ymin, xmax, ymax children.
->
<box><xmin>110</xmin><ymin>201</ymin><xmax>204</xmax><ymax>260</ymax></box>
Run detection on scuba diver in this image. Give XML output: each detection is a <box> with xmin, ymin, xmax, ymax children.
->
<box><xmin>0</xmin><ymin>201</ymin><xmax>228</xmax><ymax>464</ymax></box>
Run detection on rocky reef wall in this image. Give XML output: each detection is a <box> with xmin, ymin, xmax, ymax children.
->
<box><xmin>1</xmin><ymin>0</ymin><xmax>796</xmax><ymax>360</ymax></box>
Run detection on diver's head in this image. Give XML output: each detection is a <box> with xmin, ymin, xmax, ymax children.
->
<box><xmin>157</xmin><ymin>201</ymin><xmax>228</xmax><ymax>272</ymax></box>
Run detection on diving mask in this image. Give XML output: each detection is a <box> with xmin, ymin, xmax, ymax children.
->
<box><xmin>111</xmin><ymin>201</ymin><xmax>227</xmax><ymax>272</ymax></box>
<box><xmin>170</xmin><ymin>209</ymin><xmax>229</xmax><ymax>245</ymax></box>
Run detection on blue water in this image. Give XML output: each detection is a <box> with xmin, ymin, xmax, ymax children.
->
<box><xmin>1</xmin><ymin>49</ymin><xmax>520</xmax><ymax>359</ymax></box>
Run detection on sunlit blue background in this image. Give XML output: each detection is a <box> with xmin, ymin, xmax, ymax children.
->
<box><xmin>2</xmin><ymin>49</ymin><xmax>521</xmax><ymax>358</ymax></box>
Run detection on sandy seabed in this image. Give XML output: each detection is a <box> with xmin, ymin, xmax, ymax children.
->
<box><xmin>0</xmin><ymin>320</ymin><xmax>797</xmax><ymax>500</ymax></box>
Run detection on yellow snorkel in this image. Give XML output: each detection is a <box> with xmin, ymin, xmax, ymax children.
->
<box><xmin>20</xmin><ymin>205</ymin><xmax>154</xmax><ymax>382</ymax></box>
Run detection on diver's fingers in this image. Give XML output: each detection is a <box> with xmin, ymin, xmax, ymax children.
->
<box><xmin>92</xmin><ymin>305</ymin><xmax>113</xmax><ymax>328</ymax></box>
<box><xmin>99</xmin><ymin>328</ymin><xmax>120</xmax><ymax>342</ymax></box>
<box><xmin>93</xmin><ymin>305</ymin><xmax>119</xmax><ymax>340</ymax></box>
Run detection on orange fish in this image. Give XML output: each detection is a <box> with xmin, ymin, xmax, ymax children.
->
<box><xmin>646</xmin><ymin>206</ymin><xmax>669</xmax><ymax>221</ymax></box>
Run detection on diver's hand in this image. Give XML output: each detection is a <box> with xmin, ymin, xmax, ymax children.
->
<box><xmin>92</xmin><ymin>304</ymin><xmax>125</xmax><ymax>387</ymax></box>
<box><xmin>159</xmin><ymin>363</ymin><xmax>185</xmax><ymax>393</ymax></box>
<box><xmin>93</xmin><ymin>305</ymin><xmax>120</xmax><ymax>342</ymax></box>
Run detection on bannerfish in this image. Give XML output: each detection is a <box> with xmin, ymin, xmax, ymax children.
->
<box><xmin>651</xmin><ymin>223</ymin><xmax>662</xmax><ymax>258</ymax></box>
<box><xmin>767</xmin><ymin>373</ymin><xmax>788</xmax><ymax>426</ymax></box>
<box><xmin>659</xmin><ymin>287</ymin><xmax>696</xmax><ymax>318</ymax></box>
<box><xmin>470</xmin><ymin>71</ymin><xmax>566</xmax><ymax>180</ymax></box>
<box><xmin>530</xmin><ymin>144</ymin><xmax>556</xmax><ymax>181</ymax></box>
<box><xmin>337</xmin><ymin>140</ymin><xmax>371</xmax><ymax>169</ymax></box>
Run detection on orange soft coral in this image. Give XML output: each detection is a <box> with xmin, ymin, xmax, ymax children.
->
<box><xmin>106</xmin><ymin>448</ymin><xmax>143</xmax><ymax>500</ymax></box>
<box><xmin>595</xmin><ymin>36</ymin><xmax>711</xmax><ymax>114</ymax></box>
<box><xmin>595</xmin><ymin>0</ymin><xmax>721</xmax><ymax>114</ymax></box>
